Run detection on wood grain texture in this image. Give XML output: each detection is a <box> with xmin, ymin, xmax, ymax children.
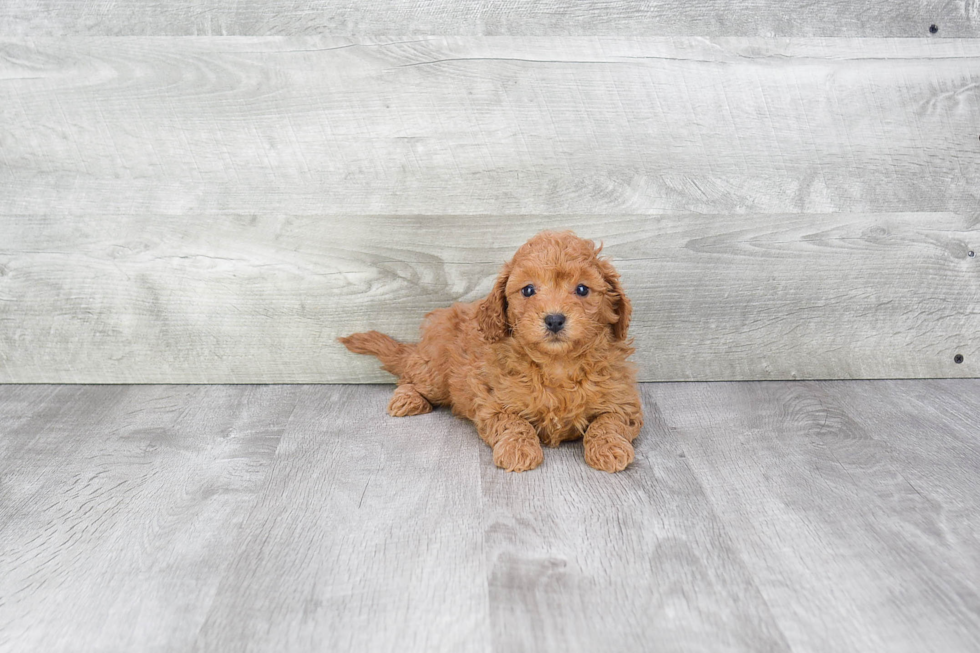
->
<box><xmin>1</xmin><ymin>0</ymin><xmax>977</xmax><ymax>37</ymax></box>
<box><xmin>650</xmin><ymin>381</ymin><xmax>980</xmax><ymax>652</ymax></box>
<box><xmin>0</xmin><ymin>212</ymin><xmax>976</xmax><ymax>383</ymax></box>
<box><xmin>2</xmin><ymin>36</ymin><xmax>979</xmax><ymax>382</ymax></box>
<box><xmin>815</xmin><ymin>379</ymin><xmax>980</xmax><ymax>593</ymax></box>
<box><xmin>3</xmin><ymin>381</ymin><xmax>980</xmax><ymax>651</ymax></box>
<box><xmin>0</xmin><ymin>385</ymin><xmax>291</xmax><ymax>652</ymax></box>
<box><xmin>193</xmin><ymin>384</ymin><xmax>490</xmax><ymax>653</ymax></box>
<box><xmin>481</xmin><ymin>391</ymin><xmax>790</xmax><ymax>652</ymax></box>
<box><xmin>1</xmin><ymin>37</ymin><xmax>979</xmax><ymax>217</ymax></box>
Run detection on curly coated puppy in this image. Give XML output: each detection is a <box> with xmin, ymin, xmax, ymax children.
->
<box><xmin>340</xmin><ymin>230</ymin><xmax>642</xmax><ymax>473</ymax></box>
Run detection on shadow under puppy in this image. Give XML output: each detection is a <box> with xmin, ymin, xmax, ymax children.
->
<box><xmin>340</xmin><ymin>230</ymin><xmax>642</xmax><ymax>473</ymax></box>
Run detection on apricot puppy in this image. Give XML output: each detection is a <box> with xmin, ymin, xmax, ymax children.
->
<box><xmin>340</xmin><ymin>231</ymin><xmax>642</xmax><ymax>472</ymax></box>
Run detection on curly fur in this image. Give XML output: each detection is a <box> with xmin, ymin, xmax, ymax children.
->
<box><xmin>339</xmin><ymin>231</ymin><xmax>643</xmax><ymax>473</ymax></box>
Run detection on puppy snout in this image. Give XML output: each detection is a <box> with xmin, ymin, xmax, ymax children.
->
<box><xmin>544</xmin><ymin>313</ymin><xmax>566</xmax><ymax>333</ymax></box>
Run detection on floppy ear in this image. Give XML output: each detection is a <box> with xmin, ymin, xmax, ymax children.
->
<box><xmin>597</xmin><ymin>257</ymin><xmax>632</xmax><ymax>341</ymax></box>
<box><xmin>477</xmin><ymin>262</ymin><xmax>512</xmax><ymax>343</ymax></box>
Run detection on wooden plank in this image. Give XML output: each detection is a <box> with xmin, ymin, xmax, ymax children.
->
<box><xmin>0</xmin><ymin>211</ymin><xmax>976</xmax><ymax>383</ymax></box>
<box><xmin>1</xmin><ymin>0</ymin><xmax>976</xmax><ymax>37</ymax></box>
<box><xmin>650</xmin><ymin>381</ymin><xmax>980</xmax><ymax>652</ymax></box>
<box><xmin>813</xmin><ymin>379</ymin><xmax>980</xmax><ymax>590</ymax></box>
<box><xmin>1</xmin><ymin>37</ymin><xmax>979</xmax><ymax>217</ymax></box>
<box><xmin>481</xmin><ymin>391</ymin><xmax>790</xmax><ymax>652</ymax></box>
<box><xmin>2</xmin><ymin>381</ymin><xmax>979</xmax><ymax>650</ymax></box>
<box><xmin>194</xmin><ymin>384</ymin><xmax>491</xmax><ymax>652</ymax></box>
<box><xmin>0</xmin><ymin>384</ymin><xmax>291</xmax><ymax>652</ymax></box>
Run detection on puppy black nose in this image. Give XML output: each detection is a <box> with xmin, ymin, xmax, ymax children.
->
<box><xmin>544</xmin><ymin>313</ymin><xmax>566</xmax><ymax>333</ymax></box>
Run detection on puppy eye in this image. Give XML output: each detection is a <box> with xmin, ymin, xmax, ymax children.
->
<box><xmin>521</xmin><ymin>284</ymin><xmax>536</xmax><ymax>298</ymax></box>
<box><xmin>575</xmin><ymin>284</ymin><xmax>590</xmax><ymax>297</ymax></box>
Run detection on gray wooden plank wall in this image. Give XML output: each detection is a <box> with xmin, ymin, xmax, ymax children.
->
<box><xmin>1</xmin><ymin>211</ymin><xmax>977</xmax><ymax>382</ymax></box>
<box><xmin>0</xmin><ymin>19</ymin><xmax>978</xmax><ymax>383</ymax></box>
<box><xmin>1</xmin><ymin>0</ymin><xmax>978</xmax><ymax>36</ymax></box>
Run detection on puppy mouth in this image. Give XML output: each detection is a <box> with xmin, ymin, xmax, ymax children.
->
<box><xmin>542</xmin><ymin>331</ymin><xmax>568</xmax><ymax>345</ymax></box>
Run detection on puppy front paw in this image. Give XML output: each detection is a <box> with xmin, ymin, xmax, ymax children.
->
<box><xmin>493</xmin><ymin>436</ymin><xmax>544</xmax><ymax>472</ymax></box>
<box><xmin>584</xmin><ymin>432</ymin><xmax>635</xmax><ymax>473</ymax></box>
<box><xmin>387</xmin><ymin>385</ymin><xmax>433</xmax><ymax>417</ymax></box>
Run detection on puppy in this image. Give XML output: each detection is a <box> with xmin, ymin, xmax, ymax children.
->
<box><xmin>340</xmin><ymin>230</ymin><xmax>642</xmax><ymax>473</ymax></box>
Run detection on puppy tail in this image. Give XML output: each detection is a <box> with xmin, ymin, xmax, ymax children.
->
<box><xmin>338</xmin><ymin>331</ymin><xmax>413</xmax><ymax>377</ymax></box>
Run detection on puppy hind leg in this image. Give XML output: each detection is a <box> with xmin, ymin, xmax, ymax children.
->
<box><xmin>387</xmin><ymin>383</ymin><xmax>433</xmax><ymax>417</ymax></box>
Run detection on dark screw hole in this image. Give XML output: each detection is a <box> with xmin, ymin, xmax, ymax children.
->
<box><xmin>929</xmin><ymin>24</ymin><xmax>939</xmax><ymax>33</ymax></box>
<box><xmin>954</xmin><ymin>354</ymin><xmax>964</xmax><ymax>364</ymax></box>
<box><xmin>970</xmin><ymin>251</ymin><xmax>976</xmax><ymax>258</ymax></box>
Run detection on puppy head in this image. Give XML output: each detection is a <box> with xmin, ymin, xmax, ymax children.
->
<box><xmin>477</xmin><ymin>231</ymin><xmax>632</xmax><ymax>352</ymax></box>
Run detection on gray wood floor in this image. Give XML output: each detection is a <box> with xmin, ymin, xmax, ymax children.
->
<box><xmin>1</xmin><ymin>381</ymin><xmax>979</xmax><ymax>652</ymax></box>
